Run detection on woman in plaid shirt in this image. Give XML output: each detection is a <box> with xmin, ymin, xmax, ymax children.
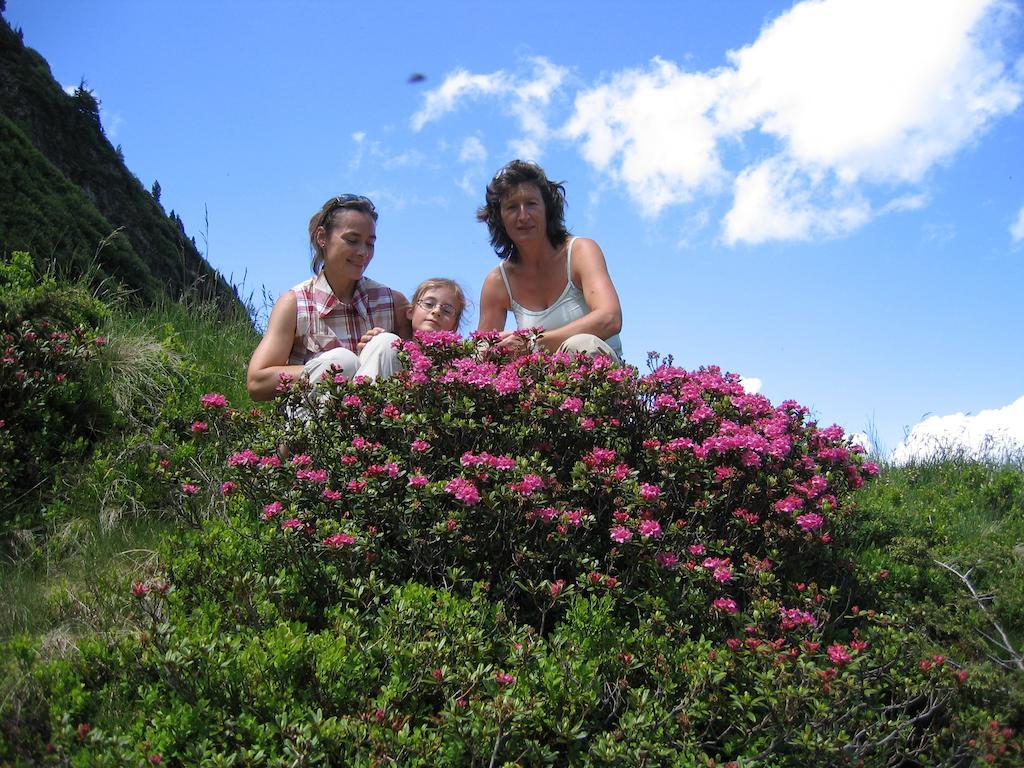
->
<box><xmin>247</xmin><ymin>195</ymin><xmax>412</xmax><ymax>401</ymax></box>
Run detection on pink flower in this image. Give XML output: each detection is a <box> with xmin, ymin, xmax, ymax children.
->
<box><xmin>262</xmin><ymin>501</ymin><xmax>283</xmax><ymax>520</ymax></box>
<box><xmin>291</xmin><ymin>454</ymin><xmax>312</xmax><ymax>467</ymax></box>
<box><xmin>342</xmin><ymin>395</ymin><xmax>362</xmax><ymax>407</ymax></box>
<box><xmin>445</xmin><ymin>477</ymin><xmax>481</xmax><ymax>506</ymax></box>
<box><xmin>536</xmin><ymin>507</ymin><xmax>558</xmax><ymax>523</ymax></box>
<box><xmin>713</xmin><ymin>597</ymin><xmax>738</xmax><ymax>614</ymax></box>
<box><xmin>713</xmin><ymin>565</ymin><xmax>733</xmax><ymax>583</ymax></box>
<box><xmin>346</xmin><ymin>479</ymin><xmax>367</xmax><ymax>493</ymax></box>
<box><xmin>228</xmin><ymin>449</ymin><xmax>260</xmax><ymax>467</ymax></box>
<box><xmin>510</xmin><ymin>474</ymin><xmax>545</xmax><ymax>496</ymax></box>
<box><xmin>688</xmin><ymin>544</ymin><xmax>705</xmax><ymax>556</ymax></box>
<box><xmin>610</xmin><ymin>525</ymin><xmax>632</xmax><ymax>544</ymax></box>
<box><xmin>322</xmin><ymin>533</ymin><xmax>356</xmax><ymax>548</ymax></box>
<box><xmin>637</xmin><ymin>519</ymin><xmax>663</xmax><ymax>539</ymax></box>
<box><xmin>774</xmin><ymin>495</ymin><xmax>803</xmax><ymax>513</ymax></box>
<box><xmin>190</xmin><ymin>421</ymin><xmax>208</xmax><ymax>434</ymax></box>
<box><xmin>656</xmin><ymin>551</ymin><xmax>679</xmax><ymax>568</ymax></box>
<box><xmin>796</xmin><ymin>512</ymin><xmax>824</xmax><ymax>531</ymax></box>
<box><xmin>381</xmin><ymin>404</ymin><xmax>400</xmax><ymax>419</ymax></box>
<box><xmin>495</xmin><ymin>671</ymin><xmax>516</xmax><ymax>686</ymax></box>
<box><xmin>200</xmin><ymin>392</ymin><xmax>227</xmax><ymax>408</ymax></box>
<box><xmin>322</xmin><ymin>489</ymin><xmax>342</xmax><ymax>501</ymax></box>
<box><xmin>408</xmin><ymin>474</ymin><xmax>428</xmax><ymax>488</ymax></box>
<box><xmin>296</xmin><ymin>468</ymin><xmax>329</xmax><ymax>484</ymax></box>
<box><xmin>827</xmin><ymin>644</ymin><xmax>852</xmax><ymax>665</ymax></box>
<box><xmin>639</xmin><ymin>483</ymin><xmax>661</xmax><ymax>500</ymax></box>
<box><xmin>280</xmin><ymin>519</ymin><xmax>303</xmax><ymax>530</ymax></box>
<box><xmin>220</xmin><ymin>481</ymin><xmax>237</xmax><ymax>495</ymax></box>
<box><xmin>779</xmin><ymin>608</ymin><xmax>816</xmax><ymax>631</ymax></box>
<box><xmin>181</xmin><ymin>483</ymin><xmax>199</xmax><ymax>495</ymax></box>
<box><xmin>549</xmin><ymin>579</ymin><xmax>565</xmax><ymax>598</ymax></box>
<box><xmin>560</xmin><ymin>396</ymin><xmax>583</xmax><ymax>413</ymax></box>
<box><xmin>411</xmin><ymin>439</ymin><xmax>430</xmax><ymax>453</ymax></box>
<box><xmin>131</xmin><ymin>581</ymin><xmax>149</xmax><ymax>598</ymax></box>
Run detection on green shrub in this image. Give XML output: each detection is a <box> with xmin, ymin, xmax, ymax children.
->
<box><xmin>5</xmin><ymin>332</ymin><xmax>1019</xmax><ymax>766</ymax></box>
<box><xmin>0</xmin><ymin>253</ymin><xmax>113</xmax><ymax>541</ymax></box>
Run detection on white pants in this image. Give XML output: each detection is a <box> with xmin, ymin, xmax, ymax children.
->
<box><xmin>302</xmin><ymin>333</ymin><xmax>402</xmax><ymax>383</ymax></box>
<box><xmin>558</xmin><ymin>333</ymin><xmax>621</xmax><ymax>363</ymax></box>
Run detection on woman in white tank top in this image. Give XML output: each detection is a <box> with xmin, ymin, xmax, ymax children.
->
<box><xmin>475</xmin><ymin>160</ymin><xmax>623</xmax><ymax>361</ymax></box>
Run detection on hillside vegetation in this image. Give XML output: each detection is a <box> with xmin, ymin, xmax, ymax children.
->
<box><xmin>0</xmin><ymin>254</ymin><xmax>1020</xmax><ymax>767</ymax></box>
<box><xmin>0</xmin><ymin>13</ymin><xmax>243</xmax><ymax>314</ymax></box>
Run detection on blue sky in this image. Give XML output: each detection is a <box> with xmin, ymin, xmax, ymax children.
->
<box><xmin>6</xmin><ymin>0</ymin><xmax>1024</xmax><ymax>458</ymax></box>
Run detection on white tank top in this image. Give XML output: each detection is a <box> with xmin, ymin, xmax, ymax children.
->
<box><xmin>498</xmin><ymin>237</ymin><xmax>623</xmax><ymax>358</ymax></box>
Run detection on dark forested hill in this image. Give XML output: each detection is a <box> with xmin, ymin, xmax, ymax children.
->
<box><xmin>0</xmin><ymin>12</ymin><xmax>243</xmax><ymax>312</ymax></box>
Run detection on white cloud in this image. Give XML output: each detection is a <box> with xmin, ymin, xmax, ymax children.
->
<box><xmin>381</xmin><ymin>149</ymin><xmax>426</xmax><ymax>170</ymax></box>
<box><xmin>891</xmin><ymin>395</ymin><xmax>1024</xmax><ymax>464</ymax></box>
<box><xmin>562</xmin><ymin>0</ymin><xmax>1022</xmax><ymax>242</ymax></box>
<box><xmin>848</xmin><ymin>432</ymin><xmax>875</xmax><ymax>455</ymax></box>
<box><xmin>564</xmin><ymin>58</ymin><xmax>727</xmax><ymax>217</ymax></box>
<box><xmin>1011</xmin><ymin>204</ymin><xmax>1024</xmax><ymax>243</ymax></box>
<box><xmin>412</xmin><ymin>58</ymin><xmax>568</xmax><ymax>159</ymax></box>
<box><xmin>723</xmin><ymin>157</ymin><xmax>871</xmax><ymax>244</ymax></box>
<box><xmin>408</xmin><ymin>0</ymin><xmax>1021</xmax><ymax>242</ymax></box>
<box><xmin>717</xmin><ymin>0</ymin><xmax>1019</xmax><ymax>184</ymax></box>
<box><xmin>411</xmin><ymin>70</ymin><xmax>511</xmax><ymax>131</ymax></box>
<box><xmin>739</xmin><ymin>376</ymin><xmax>762</xmax><ymax>394</ymax></box>
<box><xmin>459</xmin><ymin>136</ymin><xmax>487</xmax><ymax>164</ymax></box>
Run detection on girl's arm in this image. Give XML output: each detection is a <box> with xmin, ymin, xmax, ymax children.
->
<box><xmin>246</xmin><ymin>292</ymin><xmax>305</xmax><ymax>401</ymax></box>
<box><xmin>392</xmin><ymin>290</ymin><xmax>413</xmax><ymax>339</ymax></box>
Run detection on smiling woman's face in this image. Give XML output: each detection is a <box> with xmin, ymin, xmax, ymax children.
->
<box><xmin>499</xmin><ymin>183</ymin><xmax>547</xmax><ymax>246</ymax></box>
<box><xmin>319</xmin><ymin>209</ymin><xmax>376</xmax><ymax>284</ymax></box>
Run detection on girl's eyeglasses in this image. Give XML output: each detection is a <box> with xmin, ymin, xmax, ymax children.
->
<box><xmin>416</xmin><ymin>298</ymin><xmax>457</xmax><ymax>317</ymax></box>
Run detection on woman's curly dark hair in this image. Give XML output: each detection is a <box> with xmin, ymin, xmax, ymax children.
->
<box><xmin>476</xmin><ymin>160</ymin><xmax>570</xmax><ymax>261</ymax></box>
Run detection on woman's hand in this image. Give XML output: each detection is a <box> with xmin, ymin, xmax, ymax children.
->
<box><xmin>357</xmin><ymin>327</ymin><xmax>386</xmax><ymax>353</ymax></box>
<box><xmin>494</xmin><ymin>330</ymin><xmax>531</xmax><ymax>354</ymax></box>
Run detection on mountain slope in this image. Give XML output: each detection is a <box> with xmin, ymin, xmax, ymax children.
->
<box><xmin>0</xmin><ymin>13</ymin><xmax>242</xmax><ymax>311</ymax></box>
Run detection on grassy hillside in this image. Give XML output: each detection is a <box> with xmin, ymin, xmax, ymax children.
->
<box><xmin>0</xmin><ymin>13</ymin><xmax>242</xmax><ymax>313</ymax></box>
<box><xmin>0</xmin><ymin>260</ymin><xmax>1021</xmax><ymax>766</ymax></box>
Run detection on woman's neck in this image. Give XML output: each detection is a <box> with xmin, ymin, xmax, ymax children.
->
<box><xmin>513</xmin><ymin>238</ymin><xmax>561</xmax><ymax>269</ymax></box>
<box><xmin>323</xmin><ymin>269</ymin><xmax>358</xmax><ymax>302</ymax></box>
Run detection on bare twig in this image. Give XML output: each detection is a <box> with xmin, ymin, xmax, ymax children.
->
<box><xmin>935</xmin><ymin>560</ymin><xmax>1024</xmax><ymax>671</ymax></box>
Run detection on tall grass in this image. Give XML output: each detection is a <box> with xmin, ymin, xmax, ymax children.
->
<box><xmin>0</xmin><ymin>290</ymin><xmax>259</xmax><ymax>641</ymax></box>
<box><xmin>850</xmin><ymin>448</ymin><xmax>1024</xmax><ymax>654</ymax></box>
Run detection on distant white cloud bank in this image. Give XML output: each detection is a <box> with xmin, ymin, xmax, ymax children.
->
<box><xmin>414</xmin><ymin>0</ymin><xmax>1023</xmax><ymax>245</ymax></box>
<box><xmin>891</xmin><ymin>395</ymin><xmax>1024</xmax><ymax>464</ymax></box>
<box><xmin>1012</xmin><ymin>204</ymin><xmax>1024</xmax><ymax>244</ymax></box>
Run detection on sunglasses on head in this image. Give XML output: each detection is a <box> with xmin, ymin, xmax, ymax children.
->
<box><xmin>319</xmin><ymin>194</ymin><xmax>375</xmax><ymax>228</ymax></box>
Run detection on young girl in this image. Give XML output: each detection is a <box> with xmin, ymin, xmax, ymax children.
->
<box><xmin>303</xmin><ymin>277</ymin><xmax>467</xmax><ymax>383</ymax></box>
<box><xmin>405</xmin><ymin>277</ymin><xmax>467</xmax><ymax>334</ymax></box>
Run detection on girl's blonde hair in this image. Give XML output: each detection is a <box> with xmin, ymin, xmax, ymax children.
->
<box><xmin>411</xmin><ymin>277</ymin><xmax>468</xmax><ymax>330</ymax></box>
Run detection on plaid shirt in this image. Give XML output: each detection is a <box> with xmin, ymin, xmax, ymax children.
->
<box><xmin>288</xmin><ymin>273</ymin><xmax>397</xmax><ymax>365</ymax></box>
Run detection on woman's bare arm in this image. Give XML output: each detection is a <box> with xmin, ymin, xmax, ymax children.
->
<box><xmin>536</xmin><ymin>237</ymin><xmax>622</xmax><ymax>352</ymax></box>
<box><xmin>247</xmin><ymin>292</ymin><xmax>305</xmax><ymax>401</ymax></box>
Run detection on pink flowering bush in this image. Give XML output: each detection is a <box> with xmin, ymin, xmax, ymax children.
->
<box><xmin>15</xmin><ymin>334</ymin><xmax>1021</xmax><ymax>766</ymax></box>
<box><xmin>1</xmin><ymin>254</ymin><xmax>112</xmax><ymax>540</ymax></box>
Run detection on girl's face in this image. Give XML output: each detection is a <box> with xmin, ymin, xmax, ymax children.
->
<box><xmin>408</xmin><ymin>285</ymin><xmax>461</xmax><ymax>332</ymax></box>
<box><xmin>318</xmin><ymin>209</ymin><xmax>376</xmax><ymax>285</ymax></box>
